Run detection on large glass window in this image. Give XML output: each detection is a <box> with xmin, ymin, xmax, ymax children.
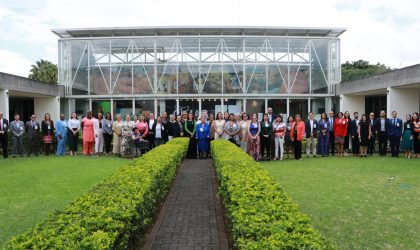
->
<box><xmin>246</xmin><ymin>99</ymin><xmax>265</xmax><ymax>120</ymax></box>
<box><xmin>289</xmin><ymin>99</ymin><xmax>308</xmax><ymax>120</ymax></box>
<box><xmin>268</xmin><ymin>99</ymin><xmax>287</xmax><ymax>117</ymax></box>
<box><xmin>114</xmin><ymin>100</ymin><xmax>132</xmax><ymax>118</ymax></box>
<box><xmin>135</xmin><ymin>100</ymin><xmax>154</xmax><ymax>117</ymax></box>
<box><xmin>310</xmin><ymin>98</ymin><xmax>326</xmax><ymax>120</ymax></box>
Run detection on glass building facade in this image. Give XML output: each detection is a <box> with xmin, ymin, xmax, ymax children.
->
<box><xmin>54</xmin><ymin>27</ymin><xmax>344</xmax><ymax>119</ymax></box>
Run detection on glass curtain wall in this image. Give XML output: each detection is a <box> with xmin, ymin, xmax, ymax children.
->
<box><xmin>59</xmin><ymin>37</ymin><xmax>340</xmax><ymax>97</ymax></box>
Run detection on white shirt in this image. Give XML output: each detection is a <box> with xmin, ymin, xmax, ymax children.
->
<box><xmin>155</xmin><ymin>123</ymin><xmax>162</xmax><ymax>138</ymax></box>
<box><xmin>148</xmin><ymin>119</ymin><xmax>155</xmax><ymax>130</ymax></box>
<box><xmin>68</xmin><ymin>119</ymin><xmax>80</xmax><ymax>130</ymax></box>
<box><xmin>380</xmin><ymin>118</ymin><xmax>385</xmax><ymax>131</ymax></box>
<box><xmin>310</xmin><ymin>119</ymin><xmax>314</xmax><ymax>133</ymax></box>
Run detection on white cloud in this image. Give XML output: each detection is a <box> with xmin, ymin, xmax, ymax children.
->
<box><xmin>0</xmin><ymin>50</ymin><xmax>33</xmax><ymax>77</ymax></box>
<box><xmin>0</xmin><ymin>0</ymin><xmax>419</xmax><ymax>77</ymax></box>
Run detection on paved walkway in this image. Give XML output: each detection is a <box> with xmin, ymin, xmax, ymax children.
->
<box><xmin>142</xmin><ymin>159</ymin><xmax>229</xmax><ymax>250</ymax></box>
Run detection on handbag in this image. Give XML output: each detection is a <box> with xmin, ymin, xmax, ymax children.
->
<box><xmin>43</xmin><ymin>135</ymin><xmax>53</xmax><ymax>143</ymax></box>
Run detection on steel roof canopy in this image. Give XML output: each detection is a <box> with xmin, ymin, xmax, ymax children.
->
<box><xmin>51</xmin><ymin>26</ymin><xmax>346</xmax><ymax>38</ymax></box>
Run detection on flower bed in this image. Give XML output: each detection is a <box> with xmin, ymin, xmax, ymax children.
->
<box><xmin>211</xmin><ymin>140</ymin><xmax>334</xmax><ymax>249</ymax></box>
<box><xmin>8</xmin><ymin>137</ymin><xmax>189</xmax><ymax>249</ymax></box>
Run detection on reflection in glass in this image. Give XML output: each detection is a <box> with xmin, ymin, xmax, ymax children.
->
<box><xmin>289</xmin><ymin>99</ymin><xmax>308</xmax><ymax>120</ymax></box>
<box><xmin>246</xmin><ymin>99</ymin><xmax>264</xmax><ymax>119</ymax></box>
<box><xmin>246</xmin><ymin>65</ymin><xmax>266</xmax><ymax>94</ymax></box>
<box><xmin>135</xmin><ymin>100</ymin><xmax>154</xmax><ymax>117</ymax></box>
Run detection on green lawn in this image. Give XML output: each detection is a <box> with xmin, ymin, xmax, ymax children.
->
<box><xmin>0</xmin><ymin>156</ymin><xmax>129</xmax><ymax>248</ymax></box>
<box><xmin>262</xmin><ymin>157</ymin><xmax>420</xmax><ymax>250</ymax></box>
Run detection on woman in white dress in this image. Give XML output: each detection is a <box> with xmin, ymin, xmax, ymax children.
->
<box><xmin>239</xmin><ymin>113</ymin><xmax>250</xmax><ymax>152</ymax></box>
<box><xmin>212</xmin><ymin>112</ymin><xmax>226</xmax><ymax>140</ymax></box>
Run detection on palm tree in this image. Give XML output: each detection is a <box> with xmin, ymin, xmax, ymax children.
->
<box><xmin>28</xmin><ymin>59</ymin><xmax>58</xmax><ymax>84</ymax></box>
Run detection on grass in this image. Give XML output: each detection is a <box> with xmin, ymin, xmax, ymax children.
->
<box><xmin>0</xmin><ymin>155</ymin><xmax>129</xmax><ymax>248</ymax></box>
<box><xmin>261</xmin><ymin>156</ymin><xmax>420</xmax><ymax>250</ymax></box>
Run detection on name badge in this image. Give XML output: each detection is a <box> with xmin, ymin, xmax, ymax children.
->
<box><xmin>342</xmin><ymin>121</ymin><xmax>345</xmax><ymax>124</ymax></box>
<box><xmin>396</xmin><ymin>123</ymin><xmax>400</xmax><ymax>127</ymax></box>
<box><xmin>324</xmin><ymin>124</ymin><xmax>327</xmax><ymax>128</ymax></box>
<box><xmin>48</xmin><ymin>125</ymin><xmax>51</xmax><ymax>130</ymax></box>
<box><xmin>3</xmin><ymin>124</ymin><xmax>6</xmax><ymax>128</ymax></box>
<box><xmin>19</xmin><ymin>126</ymin><xmax>24</xmax><ymax>131</ymax></box>
<box><xmin>35</xmin><ymin>125</ymin><xmax>38</xmax><ymax>130</ymax></box>
<box><xmin>313</xmin><ymin>124</ymin><xmax>317</xmax><ymax>128</ymax></box>
<box><xmin>108</xmin><ymin>124</ymin><xmax>111</xmax><ymax>127</ymax></box>
<box><xmin>407</xmin><ymin>125</ymin><xmax>410</xmax><ymax>129</ymax></box>
<box><xmin>200</xmin><ymin>127</ymin><xmax>203</xmax><ymax>132</ymax></box>
<box><xmin>162</xmin><ymin>126</ymin><xmax>164</xmax><ymax>130</ymax></box>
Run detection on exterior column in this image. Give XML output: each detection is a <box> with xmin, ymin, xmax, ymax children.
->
<box><xmin>387</xmin><ymin>87</ymin><xmax>420</xmax><ymax>118</ymax></box>
<box><xmin>154</xmin><ymin>99</ymin><xmax>158</xmax><ymax>116</ymax></box>
<box><xmin>0</xmin><ymin>89</ymin><xmax>9</xmax><ymax>120</ymax></box>
<box><xmin>198</xmin><ymin>98</ymin><xmax>202</xmax><ymax>116</ymax></box>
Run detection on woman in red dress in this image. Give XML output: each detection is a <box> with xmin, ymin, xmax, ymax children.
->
<box><xmin>334</xmin><ymin>112</ymin><xmax>349</xmax><ymax>157</ymax></box>
<box><xmin>82</xmin><ymin>111</ymin><xmax>95</xmax><ymax>156</ymax></box>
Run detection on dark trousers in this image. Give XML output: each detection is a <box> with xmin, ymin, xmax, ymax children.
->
<box><xmin>12</xmin><ymin>135</ymin><xmax>24</xmax><ymax>156</ymax></box>
<box><xmin>103</xmin><ymin>133</ymin><xmax>112</xmax><ymax>153</ymax></box>
<box><xmin>389</xmin><ymin>136</ymin><xmax>401</xmax><ymax>157</ymax></box>
<box><xmin>329</xmin><ymin>131</ymin><xmax>335</xmax><ymax>155</ymax></box>
<box><xmin>378</xmin><ymin>131</ymin><xmax>388</xmax><ymax>155</ymax></box>
<box><xmin>147</xmin><ymin>133</ymin><xmax>155</xmax><ymax>149</ymax></box>
<box><xmin>69</xmin><ymin>131</ymin><xmax>79</xmax><ymax>152</ymax></box>
<box><xmin>44</xmin><ymin>143</ymin><xmax>52</xmax><ymax>156</ymax></box>
<box><xmin>270</xmin><ymin>135</ymin><xmax>275</xmax><ymax>158</ymax></box>
<box><xmin>293</xmin><ymin>140</ymin><xmax>302</xmax><ymax>160</ymax></box>
<box><xmin>352</xmin><ymin>136</ymin><xmax>360</xmax><ymax>154</ymax></box>
<box><xmin>260</xmin><ymin>135</ymin><xmax>271</xmax><ymax>159</ymax></box>
<box><xmin>0</xmin><ymin>134</ymin><xmax>8</xmax><ymax>158</ymax></box>
<box><xmin>26</xmin><ymin>135</ymin><xmax>39</xmax><ymax>156</ymax></box>
<box><xmin>368</xmin><ymin>135</ymin><xmax>376</xmax><ymax>155</ymax></box>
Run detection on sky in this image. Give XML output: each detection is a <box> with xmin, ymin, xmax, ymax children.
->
<box><xmin>0</xmin><ymin>0</ymin><xmax>419</xmax><ymax>77</ymax></box>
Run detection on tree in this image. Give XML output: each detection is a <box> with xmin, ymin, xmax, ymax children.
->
<box><xmin>341</xmin><ymin>60</ymin><xmax>391</xmax><ymax>82</ymax></box>
<box><xmin>28</xmin><ymin>59</ymin><xmax>58</xmax><ymax>84</ymax></box>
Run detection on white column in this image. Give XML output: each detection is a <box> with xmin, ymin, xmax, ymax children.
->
<box><xmin>198</xmin><ymin>98</ymin><xmax>202</xmax><ymax>116</ymax></box>
<box><xmin>339</xmin><ymin>94</ymin><xmax>365</xmax><ymax>116</ymax></box>
<box><xmin>221</xmin><ymin>98</ymin><xmax>224</xmax><ymax>113</ymax></box>
<box><xmin>387</xmin><ymin>87</ymin><xmax>420</xmax><ymax>118</ymax></box>
<box><xmin>176</xmin><ymin>98</ymin><xmax>180</xmax><ymax>116</ymax></box>
<box><xmin>286</xmin><ymin>98</ymin><xmax>290</xmax><ymax>119</ymax></box>
<box><xmin>154</xmin><ymin>99</ymin><xmax>158</xmax><ymax>116</ymax></box>
<box><xmin>308</xmin><ymin>98</ymin><xmax>311</xmax><ymax>113</ymax></box>
<box><xmin>0</xmin><ymin>89</ymin><xmax>9</xmax><ymax>120</ymax></box>
<box><xmin>264</xmin><ymin>98</ymin><xmax>268</xmax><ymax>113</ymax></box>
<box><xmin>243</xmin><ymin>99</ymin><xmax>247</xmax><ymax>113</ymax></box>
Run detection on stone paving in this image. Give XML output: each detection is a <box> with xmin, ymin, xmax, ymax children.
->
<box><xmin>142</xmin><ymin>159</ymin><xmax>229</xmax><ymax>250</ymax></box>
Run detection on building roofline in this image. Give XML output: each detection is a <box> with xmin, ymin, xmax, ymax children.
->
<box><xmin>51</xmin><ymin>26</ymin><xmax>346</xmax><ymax>38</ymax></box>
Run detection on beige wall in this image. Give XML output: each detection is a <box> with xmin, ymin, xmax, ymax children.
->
<box><xmin>387</xmin><ymin>87</ymin><xmax>420</xmax><ymax>118</ymax></box>
<box><xmin>34</xmin><ymin>96</ymin><xmax>60</xmax><ymax>122</ymax></box>
<box><xmin>339</xmin><ymin>95</ymin><xmax>365</xmax><ymax>115</ymax></box>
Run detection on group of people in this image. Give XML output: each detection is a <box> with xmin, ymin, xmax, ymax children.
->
<box><xmin>0</xmin><ymin>109</ymin><xmax>419</xmax><ymax>160</ymax></box>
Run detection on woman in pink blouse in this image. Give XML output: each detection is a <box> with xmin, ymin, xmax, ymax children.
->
<box><xmin>82</xmin><ymin>111</ymin><xmax>95</xmax><ymax>156</ymax></box>
<box><xmin>137</xmin><ymin>115</ymin><xmax>149</xmax><ymax>139</ymax></box>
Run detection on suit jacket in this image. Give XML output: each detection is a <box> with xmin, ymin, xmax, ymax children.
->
<box><xmin>10</xmin><ymin>120</ymin><xmax>25</xmax><ymax>137</ymax></box>
<box><xmin>146</xmin><ymin>119</ymin><xmax>155</xmax><ymax>136</ymax></box>
<box><xmin>25</xmin><ymin>120</ymin><xmax>40</xmax><ymax>138</ymax></box>
<box><xmin>268</xmin><ymin>114</ymin><xmax>277</xmax><ymax>124</ymax></box>
<box><xmin>305</xmin><ymin>119</ymin><xmax>318</xmax><ymax>138</ymax></box>
<box><xmin>375</xmin><ymin>117</ymin><xmax>389</xmax><ymax>134</ymax></box>
<box><xmin>387</xmin><ymin>117</ymin><xmax>403</xmax><ymax>137</ymax></box>
<box><xmin>195</xmin><ymin>123</ymin><xmax>210</xmax><ymax>140</ymax></box>
<box><xmin>0</xmin><ymin>118</ymin><xmax>9</xmax><ymax>134</ymax></box>
<box><xmin>41</xmin><ymin>120</ymin><xmax>55</xmax><ymax>136</ymax></box>
<box><xmin>369</xmin><ymin>119</ymin><xmax>377</xmax><ymax>136</ymax></box>
<box><xmin>152</xmin><ymin>122</ymin><xmax>168</xmax><ymax>141</ymax></box>
<box><xmin>350</xmin><ymin>119</ymin><xmax>359</xmax><ymax>137</ymax></box>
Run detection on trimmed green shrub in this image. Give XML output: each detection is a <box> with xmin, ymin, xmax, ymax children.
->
<box><xmin>211</xmin><ymin>140</ymin><xmax>334</xmax><ymax>249</ymax></box>
<box><xmin>8</xmin><ymin>137</ymin><xmax>189</xmax><ymax>249</ymax></box>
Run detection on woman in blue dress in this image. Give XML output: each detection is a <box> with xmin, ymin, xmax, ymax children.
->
<box><xmin>401</xmin><ymin>114</ymin><xmax>414</xmax><ymax>158</ymax></box>
<box><xmin>196</xmin><ymin>116</ymin><xmax>210</xmax><ymax>159</ymax></box>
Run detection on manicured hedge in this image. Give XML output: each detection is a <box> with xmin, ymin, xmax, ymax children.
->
<box><xmin>211</xmin><ymin>140</ymin><xmax>334</xmax><ymax>249</ymax></box>
<box><xmin>8</xmin><ymin>137</ymin><xmax>189</xmax><ymax>249</ymax></box>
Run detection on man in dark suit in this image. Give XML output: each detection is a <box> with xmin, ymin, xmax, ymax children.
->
<box><xmin>376</xmin><ymin>110</ymin><xmax>389</xmax><ymax>156</ymax></box>
<box><xmin>388</xmin><ymin>111</ymin><xmax>403</xmax><ymax>157</ymax></box>
<box><xmin>25</xmin><ymin>114</ymin><xmax>40</xmax><ymax>156</ymax></box>
<box><xmin>146</xmin><ymin>113</ymin><xmax>156</xmax><ymax>149</ymax></box>
<box><xmin>350</xmin><ymin>112</ymin><xmax>360</xmax><ymax>156</ymax></box>
<box><xmin>368</xmin><ymin>112</ymin><xmax>377</xmax><ymax>156</ymax></box>
<box><xmin>10</xmin><ymin>113</ymin><xmax>25</xmax><ymax>157</ymax></box>
<box><xmin>328</xmin><ymin>110</ymin><xmax>335</xmax><ymax>156</ymax></box>
<box><xmin>0</xmin><ymin>112</ymin><xmax>9</xmax><ymax>158</ymax></box>
<box><xmin>267</xmin><ymin>107</ymin><xmax>277</xmax><ymax>159</ymax></box>
<box><xmin>305</xmin><ymin>112</ymin><xmax>318</xmax><ymax>157</ymax></box>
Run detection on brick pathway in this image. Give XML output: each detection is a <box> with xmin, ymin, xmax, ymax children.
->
<box><xmin>142</xmin><ymin>159</ymin><xmax>229</xmax><ymax>250</ymax></box>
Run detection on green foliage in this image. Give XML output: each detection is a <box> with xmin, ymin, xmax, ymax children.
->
<box><xmin>7</xmin><ymin>138</ymin><xmax>189</xmax><ymax>249</ymax></box>
<box><xmin>211</xmin><ymin>140</ymin><xmax>334</xmax><ymax>249</ymax></box>
<box><xmin>28</xmin><ymin>59</ymin><xmax>58</xmax><ymax>84</ymax></box>
<box><xmin>341</xmin><ymin>59</ymin><xmax>391</xmax><ymax>82</ymax></box>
